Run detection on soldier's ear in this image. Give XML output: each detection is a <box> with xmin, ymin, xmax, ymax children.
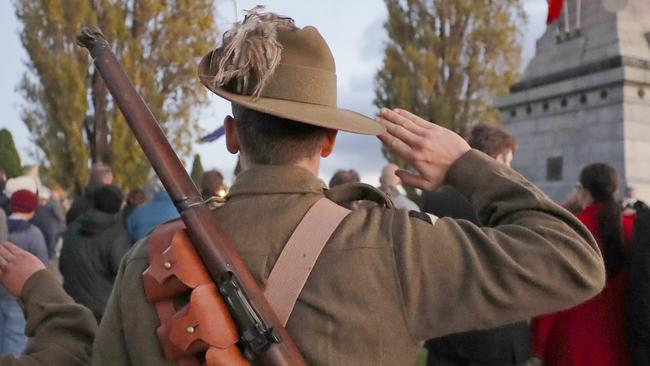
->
<box><xmin>320</xmin><ymin>129</ymin><xmax>338</xmax><ymax>158</ymax></box>
<box><xmin>224</xmin><ymin>116</ymin><xmax>240</xmax><ymax>154</ymax></box>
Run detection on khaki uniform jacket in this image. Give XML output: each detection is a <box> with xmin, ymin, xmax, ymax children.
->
<box><xmin>0</xmin><ymin>270</ymin><xmax>97</xmax><ymax>366</ymax></box>
<box><xmin>93</xmin><ymin>151</ymin><xmax>605</xmax><ymax>366</ymax></box>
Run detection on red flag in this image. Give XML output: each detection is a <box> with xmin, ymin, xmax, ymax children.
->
<box><xmin>547</xmin><ymin>0</ymin><xmax>565</xmax><ymax>24</ymax></box>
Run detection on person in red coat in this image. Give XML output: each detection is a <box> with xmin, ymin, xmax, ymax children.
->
<box><xmin>530</xmin><ymin>163</ymin><xmax>635</xmax><ymax>366</ymax></box>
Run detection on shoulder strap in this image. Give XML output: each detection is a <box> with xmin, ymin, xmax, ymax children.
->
<box><xmin>264</xmin><ymin>198</ymin><xmax>350</xmax><ymax>326</ymax></box>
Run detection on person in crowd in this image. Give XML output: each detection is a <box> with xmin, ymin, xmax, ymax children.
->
<box><xmin>621</xmin><ymin>185</ymin><xmax>648</xmax><ymax>217</ymax></box>
<box><xmin>3</xmin><ymin>177</ymin><xmax>38</xmax><ymax>215</ymax></box>
<box><xmin>1</xmin><ymin>189</ymin><xmax>48</xmax><ymax>356</ymax></box>
<box><xmin>122</xmin><ymin>188</ymin><xmax>145</xmax><ymax>223</ymax></box>
<box><xmin>66</xmin><ymin>163</ymin><xmax>113</xmax><ymax>224</ymax></box>
<box><xmin>422</xmin><ymin>124</ymin><xmax>529</xmax><ymax>366</ymax></box>
<box><xmin>329</xmin><ymin>169</ymin><xmax>360</xmax><ymax>188</ymax></box>
<box><xmin>378</xmin><ymin>163</ymin><xmax>419</xmax><ymax>210</ymax></box>
<box><xmin>92</xmin><ymin>12</ymin><xmax>604</xmax><ymax>365</ymax></box>
<box><xmin>629</xmin><ymin>201</ymin><xmax>650</xmax><ymax>366</ymax></box>
<box><xmin>0</xmin><ymin>241</ymin><xmax>96</xmax><ymax>366</ymax></box>
<box><xmin>530</xmin><ymin>163</ymin><xmax>634</xmax><ymax>366</ymax></box>
<box><xmin>329</xmin><ymin>169</ymin><xmax>362</xmax><ymax>210</ymax></box>
<box><xmin>31</xmin><ymin>187</ymin><xmax>66</xmax><ymax>259</ymax></box>
<box><xmin>125</xmin><ymin>178</ymin><xmax>178</xmax><ymax>242</ymax></box>
<box><xmin>0</xmin><ymin>171</ymin><xmax>8</xmax><ymax>215</ymax></box>
<box><xmin>59</xmin><ymin>185</ymin><xmax>129</xmax><ymax>322</ymax></box>
<box><xmin>200</xmin><ymin>169</ymin><xmax>227</xmax><ymax>200</ymax></box>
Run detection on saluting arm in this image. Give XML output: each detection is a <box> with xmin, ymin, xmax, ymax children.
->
<box><xmin>377</xmin><ymin>108</ymin><xmax>605</xmax><ymax>342</ymax></box>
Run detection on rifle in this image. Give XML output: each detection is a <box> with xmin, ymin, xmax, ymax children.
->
<box><xmin>77</xmin><ymin>27</ymin><xmax>307</xmax><ymax>366</ymax></box>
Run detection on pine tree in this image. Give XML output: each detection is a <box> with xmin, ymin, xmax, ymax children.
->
<box><xmin>15</xmin><ymin>0</ymin><xmax>218</xmax><ymax>192</ymax></box>
<box><xmin>0</xmin><ymin>129</ymin><xmax>23</xmax><ymax>178</ymax></box>
<box><xmin>190</xmin><ymin>154</ymin><xmax>204</xmax><ymax>186</ymax></box>
<box><xmin>375</xmin><ymin>0</ymin><xmax>526</xmax><ymax>171</ymax></box>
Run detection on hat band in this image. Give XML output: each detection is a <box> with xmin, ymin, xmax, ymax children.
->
<box><xmin>256</xmin><ymin>63</ymin><xmax>337</xmax><ymax>107</ymax></box>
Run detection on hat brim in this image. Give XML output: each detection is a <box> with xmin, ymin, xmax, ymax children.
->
<box><xmin>206</xmin><ymin>85</ymin><xmax>384</xmax><ymax>135</ymax></box>
<box><xmin>198</xmin><ymin>69</ymin><xmax>385</xmax><ymax>135</ymax></box>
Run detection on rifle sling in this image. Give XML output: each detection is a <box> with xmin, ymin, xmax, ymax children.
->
<box><xmin>264</xmin><ymin>198</ymin><xmax>350</xmax><ymax>326</ymax></box>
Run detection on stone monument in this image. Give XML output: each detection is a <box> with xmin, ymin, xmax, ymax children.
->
<box><xmin>495</xmin><ymin>0</ymin><xmax>650</xmax><ymax>202</ymax></box>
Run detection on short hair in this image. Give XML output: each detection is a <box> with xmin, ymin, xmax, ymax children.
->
<box><xmin>467</xmin><ymin>124</ymin><xmax>517</xmax><ymax>158</ymax></box>
<box><xmin>201</xmin><ymin>170</ymin><xmax>224</xmax><ymax>198</ymax></box>
<box><xmin>329</xmin><ymin>169</ymin><xmax>360</xmax><ymax>188</ymax></box>
<box><xmin>232</xmin><ymin>104</ymin><xmax>329</xmax><ymax>165</ymax></box>
<box><xmin>93</xmin><ymin>185</ymin><xmax>123</xmax><ymax>214</ymax></box>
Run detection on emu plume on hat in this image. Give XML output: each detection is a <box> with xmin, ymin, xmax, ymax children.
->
<box><xmin>198</xmin><ymin>6</ymin><xmax>384</xmax><ymax>135</ymax></box>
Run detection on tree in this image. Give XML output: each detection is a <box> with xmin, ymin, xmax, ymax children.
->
<box><xmin>190</xmin><ymin>154</ymin><xmax>204</xmax><ymax>186</ymax></box>
<box><xmin>15</xmin><ymin>0</ymin><xmax>218</xmax><ymax>192</ymax></box>
<box><xmin>0</xmin><ymin>129</ymin><xmax>23</xmax><ymax>178</ymax></box>
<box><xmin>375</xmin><ymin>0</ymin><xmax>526</xmax><ymax>169</ymax></box>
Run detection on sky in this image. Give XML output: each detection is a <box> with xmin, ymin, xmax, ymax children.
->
<box><xmin>0</xmin><ymin>1</ymin><xmax>547</xmax><ymax>187</ymax></box>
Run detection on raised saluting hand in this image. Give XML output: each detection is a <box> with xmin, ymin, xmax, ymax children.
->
<box><xmin>377</xmin><ymin>108</ymin><xmax>471</xmax><ymax>191</ymax></box>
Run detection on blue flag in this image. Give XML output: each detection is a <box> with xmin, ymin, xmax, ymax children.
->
<box><xmin>200</xmin><ymin>125</ymin><xmax>226</xmax><ymax>143</ymax></box>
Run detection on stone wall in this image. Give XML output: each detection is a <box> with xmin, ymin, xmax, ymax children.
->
<box><xmin>495</xmin><ymin>0</ymin><xmax>650</xmax><ymax>203</ymax></box>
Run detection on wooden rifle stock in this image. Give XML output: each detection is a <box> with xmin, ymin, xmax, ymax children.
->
<box><xmin>77</xmin><ymin>27</ymin><xmax>307</xmax><ymax>366</ymax></box>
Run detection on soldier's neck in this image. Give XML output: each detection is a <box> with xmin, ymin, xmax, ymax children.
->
<box><xmin>240</xmin><ymin>155</ymin><xmax>321</xmax><ymax>176</ymax></box>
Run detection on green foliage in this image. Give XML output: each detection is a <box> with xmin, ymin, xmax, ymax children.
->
<box><xmin>190</xmin><ymin>154</ymin><xmax>204</xmax><ymax>186</ymax></box>
<box><xmin>15</xmin><ymin>0</ymin><xmax>218</xmax><ymax>192</ymax></box>
<box><xmin>0</xmin><ymin>129</ymin><xmax>23</xmax><ymax>178</ymax></box>
<box><xmin>375</xmin><ymin>0</ymin><xmax>527</xmax><ymax>170</ymax></box>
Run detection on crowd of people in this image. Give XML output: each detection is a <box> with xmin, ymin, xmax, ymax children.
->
<box><xmin>0</xmin><ymin>9</ymin><xmax>645</xmax><ymax>366</ymax></box>
<box><xmin>0</xmin><ymin>165</ymin><xmax>229</xmax><ymax>355</ymax></box>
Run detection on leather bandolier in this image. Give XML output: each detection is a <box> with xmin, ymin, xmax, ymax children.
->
<box><xmin>141</xmin><ymin>196</ymin><xmax>360</xmax><ymax>365</ymax></box>
<box><xmin>143</xmin><ymin>220</ymin><xmax>250</xmax><ymax>366</ymax></box>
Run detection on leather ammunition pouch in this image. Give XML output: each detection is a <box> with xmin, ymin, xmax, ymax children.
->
<box><xmin>142</xmin><ymin>198</ymin><xmax>350</xmax><ymax>365</ymax></box>
<box><xmin>143</xmin><ymin>220</ymin><xmax>249</xmax><ymax>366</ymax></box>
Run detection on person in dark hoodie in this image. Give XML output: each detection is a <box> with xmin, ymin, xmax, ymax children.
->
<box><xmin>65</xmin><ymin>163</ymin><xmax>113</xmax><ymax>224</ymax></box>
<box><xmin>59</xmin><ymin>185</ymin><xmax>129</xmax><ymax>322</ymax></box>
<box><xmin>1</xmin><ymin>189</ymin><xmax>48</xmax><ymax>356</ymax></box>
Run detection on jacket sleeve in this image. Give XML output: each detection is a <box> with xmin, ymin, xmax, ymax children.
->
<box><xmin>0</xmin><ymin>270</ymin><xmax>97</xmax><ymax>366</ymax></box>
<box><xmin>92</xmin><ymin>252</ymin><xmax>133</xmax><ymax>366</ymax></box>
<box><xmin>108</xmin><ymin>230</ymin><xmax>130</xmax><ymax>276</ymax></box>
<box><xmin>390</xmin><ymin>150</ymin><xmax>605</xmax><ymax>342</ymax></box>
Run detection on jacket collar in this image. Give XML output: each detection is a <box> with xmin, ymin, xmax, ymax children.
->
<box><xmin>228</xmin><ymin>165</ymin><xmax>326</xmax><ymax>197</ymax></box>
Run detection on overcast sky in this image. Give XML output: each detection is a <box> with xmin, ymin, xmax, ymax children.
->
<box><xmin>0</xmin><ymin>1</ymin><xmax>547</xmax><ymax>187</ymax></box>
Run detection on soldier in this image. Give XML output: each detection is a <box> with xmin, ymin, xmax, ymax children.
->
<box><xmin>93</xmin><ymin>10</ymin><xmax>605</xmax><ymax>365</ymax></box>
<box><xmin>0</xmin><ymin>242</ymin><xmax>96</xmax><ymax>366</ymax></box>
